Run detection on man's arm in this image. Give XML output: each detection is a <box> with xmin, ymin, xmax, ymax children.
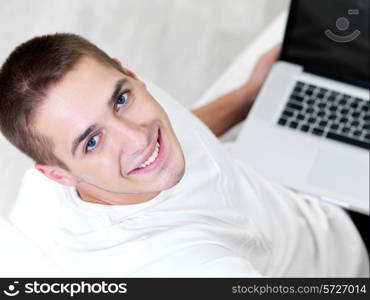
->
<box><xmin>191</xmin><ymin>84</ymin><xmax>255</xmax><ymax>137</ymax></box>
<box><xmin>191</xmin><ymin>45</ymin><xmax>280</xmax><ymax>137</ymax></box>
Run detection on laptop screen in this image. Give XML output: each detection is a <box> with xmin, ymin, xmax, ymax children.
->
<box><xmin>281</xmin><ymin>0</ymin><xmax>369</xmax><ymax>89</ymax></box>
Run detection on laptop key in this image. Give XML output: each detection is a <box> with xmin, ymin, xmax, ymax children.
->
<box><xmin>282</xmin><ymin>110</ymin><xmax>294</xmax><ymax>117</ymax></box>
<box><xmin>306</xmin><ymin>107</ymin><xmax>315</xmax><ymax>114</ymax></box>
<box><xmin>350</xmin><ymin>102</ymin><xmax>359</xmax><ymax>109</ymax></box>
<box><xmin>293</xmin><ymin>86</ymin><xmax>302</xmax><ymax>93</ymax></box>
<box><xmin>330</xmin><ymin>124</ymin><xmax>339</xmax><ymax>130</ymax></box>
<box><xmin>307</xmin><ymin>99</ymin><xmax>315</xmax><ymax>106</ymax></box>
<box><xmin>297</xmin><ymin>114</ymin><xmax>305</xmax><ymax>120</ymax></box>
<box><xmin>361</xmin><ymin>105</ymin><xmax>369</xmax><ymax>112</ymax></box>
<box><xmin>353</xmin><ymin>130</ymin><xmax>362</xmax><ymax>136</ymax></box>
<box><xmin>319</xmin><ymin>120</ymin><xmax>328</xmax><ymax>127</ymax></box>
<box><xmin>341</xmin><ymin>127</ymin><xmax>351</xmax><ymax>134</ymax></box>
<box><xmin>312</xmin><ymin>127</ymin><xmax>324</xmax><ymax>136</ymax></box>
<box><xmin>351</xmin><ymin>120</ymin><xmax>360</xmax><ymax>127</ymax></box>
<box><xmin>317</xmin><ymin>111</ymin><xmax>326</xmax><ymax>117</ymax></box>
<box><xmin>327</xmin><ymin>132</ymin><xmax>369</xmax><ymax>150</ymax></box>
<box><xmin>296</xmin><ymin>81</ymin><xmax>304</xmax><ymax>88</ymax></box>
<box><xmin>339</xmin><ymin>98</ymin><xmax>348</xmax><ymax>105</ymax></box>
<box><xmin>339</xmin><ymin>117</ymin><xmax>348</xmax><ymax>124</ymax></box>
<box><xmin>278</xmin><ymin>118</ymin><xmax>287</xmax><ymax>126</ymax></box>
<box><xmin>301</xmin><ymin>124</ymin><xmax>310</xmax><ymax>132</ymax></box>
<box><xmin>352</xmin><ymin>111</ymin><xmax>360</xmax><ymax>118</ymax></box>
<box><xmin>289</xmin><ymin>121</ymin><xmax>299</xmax><ymax>129</ymax></box>
<box><xmin>287</xmin><ymin>103</ymin><xmax>303</xmax><ymax>111</ymax></box>
<box><xmin>318</xmin><ymin>102</ymin><xmax>326</xmax><ymax>109</ymax></box>
<box><xmin>291</xmin><ymin>94</ymin><xmax>304</xmax><ymax>102</ymax></box>
<box><xmin>306</xmin><ymin>90</ymin><xmax>314</xmax><ymax>96</ymax></box>
<box><xmin>328</xmin><ymin>114</ymin><xmax>337</xmax><ymax>120</ymax></box>
<box><xmin>340</xmin><ymin>108</ymin><xmax>349</xmax><ymax>115</ymax></box>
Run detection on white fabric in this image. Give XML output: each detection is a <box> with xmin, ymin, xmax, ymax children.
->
<box><xmin>0</xmin><ymin>219</ymin><xmax>63</xmax><ymax>276</ymax></box>
<box><xmin>9</xmin><ymin>81</ymin><xmax>369</xmax><ymax>277</ymax></box>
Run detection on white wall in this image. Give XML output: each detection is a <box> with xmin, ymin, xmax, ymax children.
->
<box><xmin>0</xmin><ymin>0</ymin><xmax>288</xmax><ymax>107</ymax></box>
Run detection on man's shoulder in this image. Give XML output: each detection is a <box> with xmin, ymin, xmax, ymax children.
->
<box><xmin>11</xmin><ymin>167</ymin><xmax>67</xmax><ymax>215</ymax></box>
<box><xmin>9</xmin><ymin>167</ymin><xmax>69</xmax><ymax>247</ymax></box>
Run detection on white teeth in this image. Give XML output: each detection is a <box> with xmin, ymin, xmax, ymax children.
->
<box><xmin>138</xmin><ymin>142</ymin><xmax>160</xmax><ymax>168</ymax></box>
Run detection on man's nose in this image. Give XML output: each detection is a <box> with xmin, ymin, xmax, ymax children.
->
<box><xmin>110</xmin><ymin>118</ymin><xmax>150</xmax><ymax>154</ymax></box>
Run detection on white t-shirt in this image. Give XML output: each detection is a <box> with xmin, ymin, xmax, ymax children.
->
<box><xmin>10</xmin><ymin>81</ymin><xmax>369</xmax><ymax>277</ymax></box>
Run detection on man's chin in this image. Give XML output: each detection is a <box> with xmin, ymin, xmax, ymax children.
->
<box><xmin>75</xmin><ymin>159</ymin><xmax>186</xmax><ymax>202</ymax></box>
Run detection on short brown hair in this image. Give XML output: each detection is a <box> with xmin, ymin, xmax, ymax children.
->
<box><xmin>0</xmin><ymin>33</ymin><xmax>124</xmax><ymax>169</ymax></box>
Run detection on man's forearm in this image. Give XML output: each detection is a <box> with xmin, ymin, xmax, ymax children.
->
<box><xmin>191</xmin><ymin>83</ymin><xmax>255</xmax><ymax>137</ymax></box>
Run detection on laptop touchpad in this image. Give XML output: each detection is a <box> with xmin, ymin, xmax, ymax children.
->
<box><xmin>306</xmin><ymin>150</ymin><xmax>366</xmax><ymax>200</ymax></box>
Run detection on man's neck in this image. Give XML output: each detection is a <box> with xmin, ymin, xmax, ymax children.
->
<box><xmin>76</xmin><ymin>182</ymin><xmax>160</xmax><ymax>205</ymax></box>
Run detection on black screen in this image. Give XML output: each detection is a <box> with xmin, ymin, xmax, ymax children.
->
<box><xmin>281</xmin><ymin>0</ymin><xmax>369</xmax><ymax>88</ymax></box>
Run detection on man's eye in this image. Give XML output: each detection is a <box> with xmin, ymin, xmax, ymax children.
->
<box><xmin>115</xmin><ymin>91</ymin><xmax>129</xmax><ymax>110</ymax></box>
<box><xmin>85</xmin><ymin>135</ymin><xmax>100</xmax><ymax>153</ymax></box>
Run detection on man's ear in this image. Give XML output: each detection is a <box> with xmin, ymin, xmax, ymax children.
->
<box><xmin>35</xmin><ymin>163</ymin><xmax>78</xmax><ymax>187</ymax></box>
<box><xmin>111</xmin><ymin>57</ymin><xmax>139</xmax><ymax>80</ymax></box>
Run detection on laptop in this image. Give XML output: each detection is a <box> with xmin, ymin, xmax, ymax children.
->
<box><xmin>232</xmin><ymin>0</ymin><xmax>369</xmax><ymax>215</ymax></box>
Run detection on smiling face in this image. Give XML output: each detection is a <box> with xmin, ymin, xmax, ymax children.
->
<box><xmin>34</xmin><ymin>56</ymin><xmax>185</xmax><ymax>205</ymax></box>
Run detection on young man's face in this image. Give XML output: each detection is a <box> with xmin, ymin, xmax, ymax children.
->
<box><xmin>34</xmin><ymin>56</ymin><xmax>185</xmax><ymax>203</ymax></box>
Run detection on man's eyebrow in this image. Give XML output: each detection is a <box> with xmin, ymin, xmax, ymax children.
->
<box><xmin>70</xmin><ymin>78</ymin><xmax>129</xmax><ymax>157</ymax></box>
<box><xmin>108</xmin><ymin>78</ymin><xmax>129</xmax><ymax>107</ymax></box>
<box><xmin>71</xmin><ymin>124</ymin><xmax>97</xmax><ymax>156</ymax></box>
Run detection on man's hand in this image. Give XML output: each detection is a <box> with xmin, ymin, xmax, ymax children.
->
<box><xmin>241</xmin><ymin>44</ymin><xmax>281</xmax><ymax>101</ymax></box>
<box><xmin>192</xmin><ymin>44</ymin><xmax>280</xmax><ymax>137</ymax></box>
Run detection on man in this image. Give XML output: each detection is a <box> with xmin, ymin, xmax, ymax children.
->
<box><xmin>0</xmin><ymin>33</ymin><xmax>368</xmax><ymax>277</ymax></box>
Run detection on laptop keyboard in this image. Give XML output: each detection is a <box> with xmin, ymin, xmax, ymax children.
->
<box><xmin>277</xmin><ymin>81</ymin><xmax>370</xmax><ymax>150</ymax></box>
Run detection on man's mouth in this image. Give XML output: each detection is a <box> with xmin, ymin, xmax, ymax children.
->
<box><xmin>137</xmin><ymin>140</ymin><xmax>160</xmax><ymax>169</ymax></box>
<box><xmin>128</xmin><ymin>128</ymin><xmax>165</xmax><ymax>175</ymax></box>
